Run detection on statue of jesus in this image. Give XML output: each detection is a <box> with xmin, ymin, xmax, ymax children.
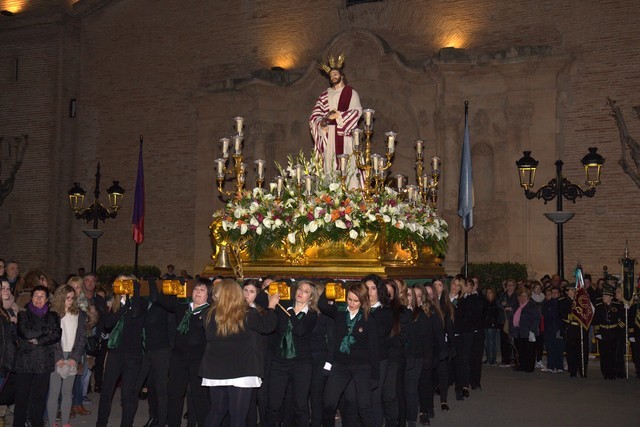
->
<box><xmin>309</xmin><ymin>54</ymin><xmax>362</xmax><ymax>186</ymax></box>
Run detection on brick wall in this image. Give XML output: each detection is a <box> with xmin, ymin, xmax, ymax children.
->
<box><xmin>1</xmin><ymin>0</ymin><xmax>639</xmax><ymax>281</ymax></box>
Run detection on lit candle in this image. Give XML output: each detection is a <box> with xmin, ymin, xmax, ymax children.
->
<box><xmin>362</xmin><ymin>109</ymin><xmax>375</xmax><ymax>127</ymax></box>
<box><xmin>215</xmin><ymin>158</ymin><xmax>225</xmax><ymax>177</ymax></box>
<box><xmin>395</xmin><ymin>174</ymin><xmax>404</xmax><ymax>190</ymax></box>
<box><xmin>233</xmin><ymin>135</ymin><xmax>243</xmax><ymax>154</ymax></box>
<box><xmin>407</xmin><ymin>185</ymin><xmax>418</xmax><ymax>202</ymax></box>
<box><xmin>386</xmin><ymin>131</ymin><xmax>396</xmax><ymax>153</ymax></box>
<box><xmin>234</xmin><ymin>116</ymin><xmax>244</xmax><ymax>134</ymax></box>
<box><xmin>220</xmin><ymin>138</ymin><xmax>230</xmax><ymax>158</ymax></box>
<box><xmin>415</xmin><ymin>139</ymin><xmax>423</xmax><ymax>155</ymax></box>
<box><xmin>295</xmin><ymin>164</ymin><xmax>303</xmax><ymax>184</ymax></box>
<box><xmin>431</xmin><ymin>156</ymin><xmax>441</xmax><ymax>171</ymax></box>
<box><xmin>255</xmin><ymin>159</ymin><xmax>265</xmax><ymax>178</ymax></box>
<box><xmin>275</xmin><ymin>175</ymin><xmax>284</xmax><ymax>195</ymax></box>
<box><xmin>338</xmin><ymin>154</ymin><xmax>348</xmax><ymax>175</ymax></box>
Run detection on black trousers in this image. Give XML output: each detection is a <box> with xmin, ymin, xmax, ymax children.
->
<box><xmin>499</xmin><ymin>328</ymin><xmax>512</xmax><ymax>365</ymax></box>
<box><xmin>206</xmin><ymin>386</ymin><xmax>253</xmax><ymax>427</ymax></box>
<box><xmin>135</xmin><ymin>347</ymin><xmax>171</xmax><ymax>425</ymax></box>
<box><xmin>167</xmin><ymin>355</ymin><xmax>210</xmax><ymax>427</ymax></box>
<box><xmin>396</xmin><ymin>355</ymin><xmax>407</xmax><ymax>427</ymax></box>
<box><xmin>96</xmin><ymin>352</ymin><xmax>141</xmax><ymax>427</ymax></box>
<box><xmin>631</xmin><ymin>338</ymin><xmax>640</xmax><ymax>378</ymax></box>
<box><xmin>13</xmin><ymin>372</ymin><xmax>50</xmax><ymax>427</ymax></box>
<box><xmin>407</xmin><ymin>357</ymin><xmax>424</xmax><ymax>423</ymax></box>
<box><xmin>309</xmin><ymin>354</ymin><xmax>328</xmax><ymax>427</ymax></box>
<box><xmin>469</xmin><ymin>329</ymin><xmax>484</xmax><ymax>388</ymax></box>
<box><xmin>370</xmin><ymin>359</ymin><xmax>387</xmax><ymax>427</ymax></box>
<box><xmin>425</xmin><ymin>358</ymin><xmax>450</xmax><ymax>410</ymax></box>
<box><xmin>565</xmin><ymin>327</ymin><xmax>589</xmax><ymax>377</ymax></box>
<box><xmin>93</xmin><ymin>336</ymin><xmax>109</xmax><ymax>388</ymax></box>
<box><xmin>514</xmin><ymin>338</ymin><xmax>535</xmax><ymax>372</ymax></box>
<box><xmin>382</xmin><ymin>359</ymin><xmax>399</xmax><ymax>427</ymax></box>
<box><xmin>265</xmin><ymin>358</ymin><xmax>312</xmax><ymax>427</ymax></box>
<box><xmin>453</xmin><ymin>332</ymin><xmax>472</xmax><ymax>397</ymax></box>
<box><xmin>322</xmin><ymin>363</ymin><xmax>373</xmax><ymax>427</ymax></box>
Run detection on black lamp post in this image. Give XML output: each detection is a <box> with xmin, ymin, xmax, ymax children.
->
<box><xmin>68</xmin><ymin>163</ymin><xmax>124</xmax><ymax>273</ymax></box>
<box><xmin>515</xmin><ymin>148</ymin><xmax>604</xmax><ymax>278</ymax></box>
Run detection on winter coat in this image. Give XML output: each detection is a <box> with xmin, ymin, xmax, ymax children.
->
<box><xmin>14</xmin><ymin>306</ymin><xmax>61</xmax><ymax>374</ymax></box>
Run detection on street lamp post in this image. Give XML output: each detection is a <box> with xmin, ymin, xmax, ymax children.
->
<box><xmin>515</xmin><ymin>148</ymin><xmax>605</xmax><ymax>278</ymax></box>
<box><xmin>68</xmin><ymin>162</ymin><xmax>124</xmax><ymax>273</ymax></box>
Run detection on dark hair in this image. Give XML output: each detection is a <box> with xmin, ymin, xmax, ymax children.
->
<box><xmin>383</xmin><ymin>279</ymin><xmax>402</xmax><ymax>337</ymax></box>
<box><xmin>362</xmin><ymin>274</ymin><xmax>390</xmax><ymax>306</ymax></box>
<box><xmin>243</xmin><ymin>279</ymin><xmax>261</xmax><ymax>290</ymax></box>
<box><xmin>31</xmin><ymin>285</ymin><xmax>50</xmax><ymax>299</ymax></box>
<box><xmin>194</xmin><ymin>277</ymin><xmax>213</xmax><ymax>300</ymax></box>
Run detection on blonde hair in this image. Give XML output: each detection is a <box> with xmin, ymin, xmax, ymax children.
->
<box><xmin>51</xmin><ymin>284</ymin><xmax>79</xmax><ymax>316</ymax></box>
<box><xmin>207</xmin><ymin>279</ymin><xmax>247</xmax><ymax>337</ymax></box>
<box><xmin>296</xmin><ymin>281</ymin><xmax>319</xmax><ymax>313</ymax></box>
<box><xmin>394</xmin><ymin>278</ymin><xmax>408</xmax><ymax>306</ymax></box>
<box><xmin>111</xmin><ymin>274</ymin><xmax>136</xmax><ymax>313</ymax></box>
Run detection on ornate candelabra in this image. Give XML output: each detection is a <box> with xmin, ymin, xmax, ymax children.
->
<box><xmin>214</xmin><ymin>117</ymin><xmax>265</xmax><ymax>200</ymax></box>
<box><xmin>349</xmin><ymin>109</ymin><xmax>441</xmax><ymax>208</ymax></box>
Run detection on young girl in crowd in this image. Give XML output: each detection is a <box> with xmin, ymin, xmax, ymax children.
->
<box><xmin>319</xmin><ymin>282</ymin><xmax>379</xmax><ymax>427</ymax></box>
<box><xmin>47</xmin><ymin>284</ymin><xmax>87</xmax><ymax>427</ymax></box>
<box><xmin>200</xmin><ymin>279</ymin><xmax>279</xmax><ymax>427</ymax></box>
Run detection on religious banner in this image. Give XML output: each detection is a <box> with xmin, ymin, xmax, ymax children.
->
<box><xmin>620</xmin><ymin>245</ymin><xmax>636</xmax><ymax>305</ymax></box>
<box><xmin>573</xmin><ymin>267</ymin><xmax>594</xmax><ymax>330</ymax></box>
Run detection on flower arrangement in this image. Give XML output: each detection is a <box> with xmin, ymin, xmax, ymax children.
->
<box><xmin>212</xmin><ymin>151</ymin><xmax>448</xmax><ymax>260</ymax></box>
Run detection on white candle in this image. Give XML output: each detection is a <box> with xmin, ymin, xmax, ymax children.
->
<box><xmin>338</xmin><ymin>154</ymin><xmax>348</xmax><ymax>175</ymax></box>
<box><xmin>276</xmin><ymin>176</ymin><xmax>284</xmax><ymax>194</ymax></box>
<box><xmin>421</xmin><ymin>174</ymin><xmax>429</xmax><ymax>191</ymax></box>
<box><xmin>386</xmin><ymin>131</ymin><xmax>396</xmax><ymax>153</ymax></box>
<box><xmin>432</xmin><ymin>156</ymin><xmax>441</xmax><ymax>171</ymax></box>
<box><xmin>371</xmin><ymin>154</ymin><xmax>381</xmax><ymax>172</ymax></box>
<box><xmin>215</xmin><ymin>158</ymin><xmax>225</xmax><ymax>177</ymax></box>
<box><xmin>234</xmin><ymin>116</ymin><xmax>244</xmax><ymax>134</ymax></box>
<box><xmin>295</xmin><ymin>164</ymin><xmax>303</xmax><ymax>183</ymax></box>
<box><xmin>233</xmin><ymin>135</ymin><xmax>242</xmax><ymax>154</ymax></box>
<box><xmin>395</xmin><ymin>174</ymin><xmax>404</xmax><ymax>190</ymax></box>
<box><xmin>220</xmin><ymin>138</ymin><xmax>230</xmax><ymax>157</ymax></box>
<box><xmin>352</xmin><ymin>129</ymin><xmax>362</xmax><ymax>150</ymax></box>
<box><xmin>304</xmin><ymin>175</ymin><xmax>312</xmax><ymax>194</ymax></box>
<box><xmin>362</xmin><ymin>109</ymin><xmax>375</xmax><ymax>127</ymax></box>
<box><xmin>255</xmin><ymin>159</ymin><xmax>265</xmax><ymax>178</ymax></box>
<box><xmin>415</xmin><ymin>140</ymin><xmax>423</xmax><ymax>155</ymax></box>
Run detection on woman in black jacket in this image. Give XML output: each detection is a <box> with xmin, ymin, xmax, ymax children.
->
<box><xmin>319</xmin><ymin>282</ymin><xmax>379</xmax><ymax>427</ymax></box>
<box><xmin>265</xmin><ymin>280</ymin><xmax>318</xmax><ymax>427</ymax></box>
<box><xmin>95</xmin><ymin>276</ymin><xmax>147</xmax><ymax>427</ymax></box>
<box><xmin>46</xmin><ymin>284</ymin><xmax>87</xmax><ymax>427</ymax></box>
<box><xmin>200</xmin><ymin>279</ymin><xmax>279</xmax><ymax>427</ymax></box>
<box><xmin>13</xmin><ymin>285</ymin><xmax>62</xmax><ymax>427</ymax></box>
<box><xmin>509</xmin><ymin>289</ymin><xmax>541</xmax><ymax>372</ymax></box>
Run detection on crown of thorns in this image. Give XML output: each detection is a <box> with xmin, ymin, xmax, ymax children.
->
<box><xmin>319</xmin><ymin>53</ymin><xmax>345</xmax><ymax>74</ymax></box>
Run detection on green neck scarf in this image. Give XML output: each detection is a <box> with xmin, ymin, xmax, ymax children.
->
<box><xmin>339</xmin><ymin>309</ymin><xmax>363</xmax><ymax>354</ymax></box>
<box><xmin>177</xmin><ymin>302</ymin><xmax>209</xmax><ymax>335</ymax></box>
<box><xmin>108</xmin><ymin>315</ymin><xmax>125</xmax><ymax>349</ymax></box>
<box><xmin>280</xmin><ymin>310</ymin><xmax>305</xmax><ymax>359</ymax></box>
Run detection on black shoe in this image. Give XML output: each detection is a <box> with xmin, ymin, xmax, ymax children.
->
<box><xmin>138</xmin><ymin>389</ymin><xmax>148</xmax><ymax>400</ymax></box>
<box><xmin>183</xmin><ymin>411</ymin><xmax>189</xmax><ymax>420</ymax></box>
<box><xmin>426</xmin><ymin>408</ymin><xmax>435</xmax><ymax>419</ymax></box>
<box><xmin>419</xmin><ymin>413</ymin><xmax>429</xmax><ymax>425</ymax></box>
<box><xmin>441</xmin><ymin>402</ymin><xmax>450</xmax><ymax>411</ymax></box>
<box><xmin>143</xmin><ymin>418</ymin><xmax>158</xmax><ymax>427</ymax></box>
<box><xmin>463</xmin><ymin>387</ymin><xmax>470</xmax><ymax>397</ymax></box>
<box><xmin>94</xmin><ymin>385</ymin><xmax>102</xmax><ymax>393</ymax></box>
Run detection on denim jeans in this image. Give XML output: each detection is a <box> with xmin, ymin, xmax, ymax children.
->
<box><xmin>484</xmin><ymin>328</ymin><xmax>499</xmax><ymax>364</ymax></box>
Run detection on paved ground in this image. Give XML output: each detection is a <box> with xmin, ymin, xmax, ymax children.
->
<box><xmin>5</xmin><ymin>362</ymin><xmax>638</xmax><ymax>426</ymax></box>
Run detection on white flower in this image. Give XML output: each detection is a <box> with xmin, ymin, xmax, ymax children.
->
<box><xmin>274</xmin><ymin>218</ymin><xmax>283</xmax><ymax>228</ymax></box>
<box><xmin>382</xmin><ymin>214</ymin><xmax>391</xmax><ymax>223</ymax></box>
<box><xmin>309</xmin><ymin>221</ymin><xmax>319</xmax><ymax>233</ymax></box>
<box><xmin>234</xmin><ymin>207</ymin><xmax>247</xmax><ymax>219</ymax></box>
<box><xmin>252</xmin><ymin>187</ymin><xmax>263</xmax><ymax>198</ymax></box>
<box><xmin>329</xmin><ymin>182</ymin><xmax>341</xmax><ymax>192</ymax></box>
<box><xmin>250</xmin><ymin>217</ymin><xmax>259</xmax><ymax>227</ymax></box>
<box><xmin>256</xmin><ymin>225</ymin><xmax>263</xmax><ymax>235</ymax></box>
<box><xmin>335</xmin><ymin>219</ymin><xmax>347</xmax><ymax>229</ymax></box>
<box><xmin>263</xmin><ymin>218</ymin><xmax>274</xmax><ymax>229</ymax></box>
<box><xmin>287</xmin><ymin>231</ymin><xmax>297</xmax><ymax>244</ymax></box>
<box><xmin>240</xmin><ymin>223</ymin><xmax>248</xmax><ymax>235</ymax></box>
<box><xmin>349</xmin><ymin>229</ymin><xmax>358</xmax><ymax>239</ymax></box>
<box><xmin>269</xmin><ymin>182</ymin><xmax>277</xmax><ymax>192</ymax></box>
<box><xmin>395</xmin><ymin>221</ymin><xmax>405</xmax><ymax>229</ymax></box>
<box><xmin>324</xmin><ymin>213</ymin><xmax>332</xmax><ymax>223</ymax></box>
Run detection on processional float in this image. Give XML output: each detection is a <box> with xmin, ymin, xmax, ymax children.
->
<box><xmin>205</xmin><ymin>113</ymin><xmax>449</xmax><ymax>280</ymax></box>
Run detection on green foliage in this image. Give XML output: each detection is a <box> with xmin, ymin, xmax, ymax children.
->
<box><xmin>463</xmin><ymin>262</ymin><xmax>528</xmax><ymax>292</ymax></box>
<box><xmin>96</xmin><ymin>264</ymin><xmax>161</xmax><ymax>287</ymax></box>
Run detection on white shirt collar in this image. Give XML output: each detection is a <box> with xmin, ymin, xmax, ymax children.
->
<box><xmin>289</xmin><ymin>305</ymin><xmax>309</xmax><ymax>314</ymax></box>
<box><xmin>371</xmin><ymin>301</ymin><xmax>382</xmax><ymax>308</ymax></box>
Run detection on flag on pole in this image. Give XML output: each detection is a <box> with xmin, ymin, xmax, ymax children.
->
<box><xmin>457</xmin><ymin>102</ymin><xmax>474</xmax><ymax>230</ymax></box>
<box><xmin>573</xmin><ymin>266</ymin><xmax>594</xmax><ymax>329</ymax></box>
<box><xmin>132</xmin><ymin>136</ymin><xmax>145</xmax><ymax>245</ymax></box>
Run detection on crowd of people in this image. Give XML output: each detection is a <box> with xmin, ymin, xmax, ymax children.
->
<box><xmin>0</xmin><ymin>257</ymin><xmax>638</xmax><ymax>427</ymax></box>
